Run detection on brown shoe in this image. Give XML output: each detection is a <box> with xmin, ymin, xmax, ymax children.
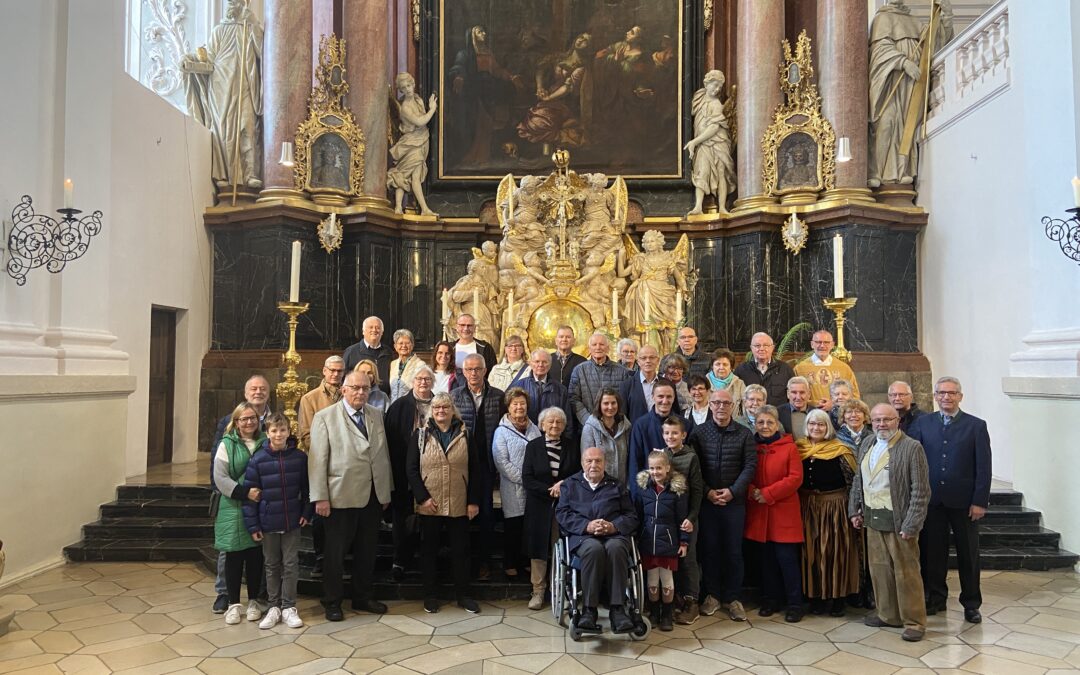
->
<box><xmin>673</xmin><ymin>597</ymin><xmax>699</xmax><ymax>625</ymax></box>
<box><xmin>864</xmin><ymin>614</ymin><xmax>902</xmax><ymax>628</ymax></box>
<box><xmin>724</xmin><ymin>600</ymin><xmax>747</xmax><ymax>622</ymax></box>
<box><xmin>901</xmin><ymin>628</ymin><xmax>924</xmax><ymax>642</ymax></box>
<box><xmin>700</xmin><ymin>595</ymin><xmax>721</xmax><ymax>616</ymax></box>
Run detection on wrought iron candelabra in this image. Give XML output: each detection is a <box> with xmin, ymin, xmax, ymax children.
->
<box><xmin>1043</xmin><ymin>208</ymin><xmax>1080</xmax><ymax>264</ymax></box>
<box><xmin>277</xmin><ymin>301</ymin><xmax>311</xmax><ymax>437</ymax></box>
<box><xmin>822</xmin><ymin>297</ymin><xmax>857</xmax><ymax>363</ymax></box>
<box><xmin>6</xmin><ymin>195</ymin><xmax>103</xmax><ymax>286</ymax></box>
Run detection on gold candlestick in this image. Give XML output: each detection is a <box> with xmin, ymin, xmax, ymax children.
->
<box><xmin>822</xmin><ymin>297</ymin><xmax>857</xmax><ymax>363</ymax></box>
<box><xmin>276</xmin><ymin>301</ymin><xmax>311</xmax><ymax>436</ymax></box>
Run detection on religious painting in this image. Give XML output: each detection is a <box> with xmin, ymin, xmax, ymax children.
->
<box><xmin>310</xmin><ymin>132</ymin><xmax>351</xmax><ymax>192</ymax></box>
<box><xmin>776</xmin><ymin>131</ymin><xmax>820</xmax><ymax>192</ymax></box>
<box><xmin>436</xmin><ymin>0</ymin><xmax>684</xmax><ymax>180</ymax></box>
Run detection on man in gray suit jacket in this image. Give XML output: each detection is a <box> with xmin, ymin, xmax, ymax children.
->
<box><xmin>309</xmin><ymin>370</ymin><xmax>394</xmax><ymax>621</ymax></box>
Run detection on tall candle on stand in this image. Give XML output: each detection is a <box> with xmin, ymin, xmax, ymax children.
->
<box><xmin>63</xmin><ymin>179</ymin><xmax>73</xmax><ymax>209</ymax></box>
<box><xmin>675</xmin><ymin>290</ymin><xmax>683</xmax><ymax>323</ymax></box>
<box><xmin>832</xmin><ymin>234</ymin><xmax>844</xmax><ymax>299</ymax></box>
<box><xmin>289</xmin><ymin>240</ymin><xmax>301</xmax><ymax>302</ymax></box>
<box><xmin>507</xmin><ymin>290</ymin><xmax>514</xmax><ymax>324</ymax></box>
<box><xmin>644</xmin><ymin>285</ymin><xmax>652</xmax><ymax>322</ymax></box>
<box><xmin>472</xmin><ymin>288</ymin><xmax>480</xmax><ymax>324</ymax></box>
<box><xmin>611</xmin><ymin>289</ymin><xmax>619</xmax><ymax>322</ymax></box>
<box><xmin>441</xmin><ymin>288</ymin><xmax>449</xmax><ymax>321</ymax></box>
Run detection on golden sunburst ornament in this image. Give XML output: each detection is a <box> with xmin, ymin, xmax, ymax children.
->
<box><xmin>782</xmin><ymin>212</ymin><xmax>808</xmax><ymax>255</ymax></box>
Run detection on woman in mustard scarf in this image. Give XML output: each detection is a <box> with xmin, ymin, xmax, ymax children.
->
<box><xmin>797</xmin><ymin>408</ymin><xmax>862</xmax><ymax>616</ymax></box>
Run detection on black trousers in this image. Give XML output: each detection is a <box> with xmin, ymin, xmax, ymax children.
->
<box><xmin>312</xmin><ymin>514</ymin><xmax>325</xmax><ymax>557</ymax></box>
<box><xmin>920</xmin><ymin>504</ymin><xmax>982</xmax><ymax>610</ymax></box>
<box><xmin>502</xmin><ymin>515</ymin><xmax>525</xmax><ymax>572</ymax></box>
<box><xmin>392</xmin><ymin>491</ymin><xmax>418</xmax><ymax>569</ymax></box>
<box><xmin>420</xmin><ymin>515</ymin><xmax>471</xmax><ymax>599</ymax></box>
<box><xmin>577</xmin><ymin>537</ymin><xmax>632</xmax><ymax>609</ymax></box>
<box><xmin>698</xmin><ymin>501</ymin><xmax>746</xmax><ymax>603</ymax></box>
<box><xmin>322</xmin><ymin>496</ymin><xmax>383</xmax><ymax>607</ymax></box>
<box><xmin>225</xmin><ymin>546</ymin><xmax>264</xmax><ymax>604</ymax></box>
<box><xmin>758</xmin><ymin>541</ymin><xmax>803</xmax><ymax>609</ymax></box>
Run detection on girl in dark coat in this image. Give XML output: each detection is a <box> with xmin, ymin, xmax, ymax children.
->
<box><xmin>522</xmin><ymin>407</ymin><xmax>580</xmax><ymax>610</ymax></box>
<box><xmin>634</xmin><ymin>450</ymin><xmax>689</xmax><ymax>631</ymax></box>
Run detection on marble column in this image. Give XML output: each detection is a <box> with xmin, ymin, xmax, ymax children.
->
<box><xmin>259</xmin><ymin>0</ymin><xmax>312</xmax><ymax>201</ymax></box>
<box><xmin>817</xmin><ymin>0</ymin><xmax>873</xmax><ymax>201</ymax></box>
<box><xmin>344</xmin><ymin>0</ymin><xmax>391</xmax><ymax>207</ymax></box>
<box><xmin>733</xmin><ymin>0</ymin><xmax>784</xmax><ymax>210</ymax></box>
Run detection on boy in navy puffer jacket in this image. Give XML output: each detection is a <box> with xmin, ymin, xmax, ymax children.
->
<box><xmin>243</xmin><ymin>413</ymin><xmax>313</xmax><ymax>629</ymax></box>
<box><xmin>634</xmin><ymin>450</ymin><xmax>689</xmax><ymax>631</ymax></box>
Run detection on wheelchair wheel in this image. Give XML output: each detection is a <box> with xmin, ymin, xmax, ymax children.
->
<box><xmin>630</xmin><ymin>616</ymin><xmax>651</xmax><ymax>641</ymax></box>
<box><xmin>551</xmin><ymin>539</ymin><xmax>567</xmax><ymax>627</ymax></box>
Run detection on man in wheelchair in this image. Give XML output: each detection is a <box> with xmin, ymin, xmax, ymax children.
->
<box><xmin>555</xmin><ymin>446</ymin><xmax>640</xmax><ymax>633</ymax></box>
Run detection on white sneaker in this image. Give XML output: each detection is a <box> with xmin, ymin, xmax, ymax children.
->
<box><xmin>224</xmin><ymin>603</ymin><xmax>242</xmax><ymax>625</ymax></box>
<box><xmin>259</xmin><ymin>606</ymin><xmax>281</xmax><ymax>629</ymax></box>
<box><xmin>246</xmin><ymin>599</ymin><xmax>262</xmax><ymax>621</ymax></box>
<box><xmin>282</xmin><ymin>607</ymin><xmax>304</xmax><ymax>628</ymax></box>
<box><xmin>528</xmin><ymin>593</ymin><xmax>544</xmax><ymax>610</ymax></box>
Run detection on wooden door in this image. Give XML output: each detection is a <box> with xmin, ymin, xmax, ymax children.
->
<box><xmin>147</xmin><ymin>309</ymin><xmax>176</xmax><ymax>466</ymax></box>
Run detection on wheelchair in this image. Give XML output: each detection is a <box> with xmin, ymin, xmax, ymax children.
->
<box><xmin>550</xmin><ymin>535</ymin><xmax>651</xmax><ymax>641</ymax></box>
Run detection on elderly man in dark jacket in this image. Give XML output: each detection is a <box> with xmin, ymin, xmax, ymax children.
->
<box><xmin>732</xmin><ymin>332</ymin><xmax>796</xmax><ymax>407</ymax></box>
<box><xmin>342</xmin><ymin>316</ymin><xmax>395</xmax><ymax>394</ymax></box>
<box><xmin>687</xmin><ymin>387</ymin><xmax>757</xmax><ymax>622</ymax></box>
<box><xmin>557</xmin><ymin>446</ymin><xmax>640</xmax><ymax>634</ymax></box>
<box><xmin>450</xmin><ymin>354</ymin><xmax>506</xmax><ymax>577</ymax></box>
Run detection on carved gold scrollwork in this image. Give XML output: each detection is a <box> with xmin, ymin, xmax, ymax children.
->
<box><xmin>761</xmin><ymin>30</ymin><xmax>836</xmax><ymax>199</ymax></box>
<box><xmin>412</xmin><ymin>0</ymin><xmax>421</xmax><ymax>42</ymax></box>
<box><xmin>293</xmin><ymin>35</ymin><xmax>365</xmax><ymax>199</ymax></box>
<box><xmin>704</xmin><ymin>0</ymin><xmax>714</xmax><ymax>32</ymax></box>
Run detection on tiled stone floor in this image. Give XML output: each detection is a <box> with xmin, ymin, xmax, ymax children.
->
<box><xmin>3</xmin><ymin>563</ymin><xmax>1080</xmax><ymax>674</ymax></box>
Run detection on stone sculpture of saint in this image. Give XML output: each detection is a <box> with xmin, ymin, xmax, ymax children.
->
<box><xmin>617</xmin><ymin>231</ymin><xmax>689</xmax><ymax>352</ymax></box>
<box><xmin>685</xmin><ymin>70</ymin><xmax>735</xmax><ymax>216</ymax></box>
<box><xmin>182</xmin><ymin>0</ymin><xmax>263</xmax><ymax>192</ymax></box>
<box><xmin>388</xmin><ymin>72</ymin><xmax>438</xmax><ymax>216</ymax></box>
<box><xmin>449</xmin><ymin>259</ymin><xmax>499</xmax><ymax>346</ymax></box>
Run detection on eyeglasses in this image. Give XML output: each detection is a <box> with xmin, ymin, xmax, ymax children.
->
<box><xmin>463</xmin><ymin>367</ymin><xmax>484</xmax><ymax>373</ymax></box>
<box><xmin>414</xmin><ymin>376</ymin><xmax>434</xmax><ymax>383</ymax></box>
<box><xmin>457</xmin><ymin>323</ymin><xmax>475</xmax><ymax>329</ymax></box>
<box><xmin>342</xmin><ymin>385</ymin><xmax>370</xmax><ymax>392</ymax></box>
<box><xmin>432</xmin><ymin>405</ymin><xmax>453</xmax><ymax>411</ymax></box>
<box><xmin>709</xmin><ymin>400</ymin><xmax>734</xmax><ymax>407</ymax></box>
<box><xmin>750</xmin><ymin>343</ymin><xmax>773</xmax><ymax>349</ymax></box>
<box><xmin>811</xmin><ymin>340</ymin><xmax>833</xmax><ymax>345</ymax></box>
<box><xmin>870</xmin><ymin>417</ymin><xmax>898</xmax><ymax>424</ymax></box>
<box><xmin>326</xmin><ymin>368</ymin><xmax>344</xmax><ymax>374</ymax></box>
<box><xmin>238</xmin><ymin>416</ymin><xmax>259</xmax><ymax>423</ymax></box>
<box><xmin>935</xmin><ymin>390</ymin><xmax>961</xmax><ymax>397</ymax></box>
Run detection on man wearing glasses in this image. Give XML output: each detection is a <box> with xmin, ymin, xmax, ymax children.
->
<box><xmin>343</xmin><ymin>316</ymin><xmax>395</xmax><ymax>394</ymax></box>
<box><xmin>908</xmin><ymin>377</ymin><xmax>991</xmax><ymax>624</ymax></box>
<box><xmin>795</xmin><ymin>330</ymin><xmax>861</xmax><ymax>411</ymax></box>
<box><xmin>889</xmin><ymin>381</ymin><xmax>925</xmax><ymax>432</ymax></box>
<box><xmin>733</xmin><ymin>332</ymin><xmax>796</xmax><ymax>407</ymax></box>
<box><xmin>849</xmin><ymin>404</ymin><xmax>930</xmax><ymax>642</ymax></box>
<box><xmin>688</xmin><ymin>388</ymin><xmax>757</xmax><ymax>622</ymax></box>
<box><xmin>309</xmin><ymin>371</ymin><xmax>393</xmax><ymax>621</ymax></box>
<box><xmin>453</xmin><ymin>313</ymin><xmax>497</xmax><ymax>372</ymax></box>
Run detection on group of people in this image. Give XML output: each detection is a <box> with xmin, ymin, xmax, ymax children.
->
<box><xmin>208</xmin><ymin>316</ymin><xmax>991</xmax><ymax>644</ymax></box>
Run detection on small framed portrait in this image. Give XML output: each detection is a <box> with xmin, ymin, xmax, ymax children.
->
<box><xmin>776</xmin><ymin>131</ymin><xmax>820</xmax><ymax>192</ymax></box>
<box><xmin>310</xmin><ymin>132</ymin><xmax>351</xmax><ymax>193</ymax></box>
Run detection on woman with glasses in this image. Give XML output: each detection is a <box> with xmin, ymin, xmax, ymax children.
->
<box><xmin>213</xmin><ymin>402</ymin><xmax>268</xmax><ymax>624</ymax></box>
<box><xmin>354</xmin><ymin>359</ymin><xmax>391</xmax><ymax>412</ymax></box>
<box><xmin>405</xmin><ymin>392</ymin><xmax>482</xmax><ymax>614</ymax></box>
<box><xmin>488</xmin><ymin>335</ymin><xmax>529</xmax><ymax>391</ymax></box>
<box><xmin>389</xmin><ymin>329</ymin><xmax>428</xmax><ymax>403</ymax></box>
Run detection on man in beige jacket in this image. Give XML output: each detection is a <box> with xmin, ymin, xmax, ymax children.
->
<box><xmin>309</xmin><ymin>370</ymin><xmax>393</xmax><ymax>621</ymax></box>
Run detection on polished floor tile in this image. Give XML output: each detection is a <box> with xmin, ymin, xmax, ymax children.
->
<box><xmin>4</xmin><ymin>563</ymin><xmax>1080</xmax><ymax>673</ymax></box>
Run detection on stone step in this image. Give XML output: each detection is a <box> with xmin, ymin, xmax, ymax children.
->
<box><xmin>116</xmin><ymin>484</ymin><xmax>212</xmax><ymax>501</ymax></box>
<box><xmin>83</xmin><ymin>517</ymin><xmax>214</xmax><ymax>540</ymax></box>
<box><xmin>978</xmin><ymin>506</ymin><xmax>1043</xmax><ymax>526</ymax></box>
<box><xmin>969</xmin><ymin>525</ymin><xmax>1061</xmax><ymax>549</ymax></box>
<box><xmin>99</xmin><ymin>499</ymin><xmax>216</xmax><ymax>519</ymax></box>
<box><xmin>988</xmin><ymin>490</ymin><xmax>1023</xmax><ymax>506</ymax></box>
<box><xmin>63</xmin><ymin>538</ymin><xmax>215</xmax><ymax>564</ymax></box>
<box><xmin>956</xmin><ymin>546</ymin><xmax>1079</xmax><ymax>571</ymax></box>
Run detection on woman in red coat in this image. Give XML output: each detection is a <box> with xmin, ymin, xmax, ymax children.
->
<box><xmin>745</xmin><ymin>405</ymin><xmax>805</xmax><ymax>622</ymax></box>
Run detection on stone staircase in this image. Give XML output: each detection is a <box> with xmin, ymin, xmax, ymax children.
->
<box><xmin>64</xmin><ymin>485</ymin><xmax>1079</xmax><ymax>598</ymax></box>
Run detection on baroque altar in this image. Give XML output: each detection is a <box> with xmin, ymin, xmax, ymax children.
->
<box><xmin>442</xmin><ymin>151</ymin><xmax>690</xmax><ymax>355</ymax></box>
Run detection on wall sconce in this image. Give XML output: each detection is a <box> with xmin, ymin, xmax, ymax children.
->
<box><xmin>6</xmin><ymin>184</ymin><xmax>104</xmax><ymax>286</ymax></box>
<box><xmin>836</xmin><ymin>137</ymin><xmax>852</xmax><ymax>163</ymax></box>
<box><xmin>279</xmin><ymin>141</ymin><xmax>295</xmax><ymax>167</ymax></box>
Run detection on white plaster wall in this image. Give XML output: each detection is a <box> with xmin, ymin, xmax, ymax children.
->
<box><xmin>920</xmin><ymin>0</ymin><xmax>1080</xmax><ymax>484</ymax></box>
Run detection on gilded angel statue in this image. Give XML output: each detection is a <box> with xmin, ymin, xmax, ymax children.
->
<box><xmin>617</xmin><ymin>230</ymin><xmax>689</xmax><ymax>352</ymax></box>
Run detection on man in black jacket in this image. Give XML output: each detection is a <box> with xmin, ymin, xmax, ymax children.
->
<box><xmin>889</xmin><ymin>380</ymin><xmax>925</xmax><ymax>432</ymax></box>
<box><xmin>732</xmin><ymin>332</ymin><xmax>796</xmax><ymax>407</ymax></box>
<box><xmin>450</xmin><ymin>354</ymin><xmax>506</xmax><ymax>578</ymax></box>
<box><xmin>342</xmin><ymin>316</ymin><xmax>394</xmax><ymax>394</ymax></box>
<box><xmin>453</xmin><ymin>314</ymin><xmax>498</xmax><ymax>372</ymax></box>
<box><xmin>688</xmin><ymin>387</ymin><xmax>757</xmax><ymax>622</ymax></box>
<box><xmin>549</xmin><ymin>325</ymin><xmax>587</xmax><ymax>389</ymax></box>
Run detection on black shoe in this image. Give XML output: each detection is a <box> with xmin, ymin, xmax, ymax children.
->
<box><xmin>785</xmin><ymin>606</ymin><xmax>805</xmax><ymax>623</ymax></box>
<box><xmin>577</xmin><ymin>607</ymin><xmax>600</xmax><ymax>632</ymax></box>
<box><xmin>391</xmin><ymin>565</ymin><xmax>405</xmax><ymax>583</ymax></box>
<box><xmin>925</xmin><ymin>601</ymin><xmax>946</xmax><ymax>616</ymax></box>
<box><xmin>458</xmin><ymin>597</ymin><xmax>480</xmax><ymax>614</ymax></box>
<box><xmin>829</xmin><ymin>598</ymin><xmax>847</xmax><ymax>617</ymax></box>
<box><xmin>325</xmin><ymin>604</ymin><xmax>344</xmax><ymax>622</ymax></box>
<box><xmin>212</xmin><ymin>594</ymin><xmax>229</xmax><ymax>614</ymax></box>
<box><xmin>864</xmin><ymin>614</ymin><xmax>901</xmax><ymax>628</ymax></box>
<box><xmin>352</xmin><ymin>599</ymin><xmax>388</xmax><ymax>614</ymax></box>
<box><xmin>809</xmin><ymin>599</ymin><xmax>827</xmax><ymax>615</ymax></box>
<box><xmin>659</xmin><ymin>603</ymin><xmax>674</xmax><ymax>631</ymax></box>
<box><xmin>609</xmin><ymin>604</ymin><xmax>634</xmax><ymax>633</ymax></box>
<box><xmin>423</xmin><ymin>598</ymin><xmax>439</xmax><ymax>614</ymax></box>
<box><xmin>311</xmin><ymin>557</ymin><xmax>324</xmax><ymax>578</ymax></box>
<box><xmin>964</xmin><ymin>608</ymin><xmax>982</xmax><ymax>624</ymax></box>
<box><xmin>757</xmin><ymin>604</ymin><xmax>777</xmax><ymax>617</ymax></box>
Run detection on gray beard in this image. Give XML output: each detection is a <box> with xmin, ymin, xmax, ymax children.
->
<box><xmin>876</xmin><ymin>429</ymin><xmax>898</xmax><ymax>442</ymax></box>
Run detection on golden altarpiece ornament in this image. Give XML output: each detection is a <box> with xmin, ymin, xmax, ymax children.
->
<box><xmin>761</xmin><ymin>30</ymin><xmax>836</xmax><ymax>205</ymax></box>
<box><xmin>293</xmin><ymin>36</ymin><xmax>365</xmax><ymax>206</ymax></box>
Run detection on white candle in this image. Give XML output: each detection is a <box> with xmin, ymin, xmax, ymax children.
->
<box><xmin>832</xmin><ymin>234</ymin><xmax>844</xmax><ymax>299</ymax></box>
<box><xmin>289</xmin><ymin>240</ymin><xmax>301</xmax><ymax>302</ymax></box>
<box><xmin>328</xmin><ymin>211</ymin><xmax>336</xmax><ymax>235</ymax></box>
<box><xmin>675</xmin><ymin>290</ymin><xmax>683</xmax><ymax>323</ymax></box>
<box><xmin>611</xmin><ymin>289</ymin><xmax>619</xmax><ymax>321</ymax></box>
<box><xmin>507</xmin><ymin>289</ymin><xmax>514</xmax><ymax>322</ymax></box>
<box><xmin>472</xmin><ymin>288</ymin><xmax>480</xmax><ymax>323</ymax></box>
<box><xmin>644</xmin><ymin>285</ymin><xmax>652</xmax><ymax>322</ymax></box>
<box><xmin>63</xmin><ymin>179</ymin><xmax>73</xmax><ymax>209</ymax></box>
<box><xmin>1072</xmin><ymin>177</ymin><xmax>1080</xmax><ymax>207</ymax></box>
<box><xmin>441</xmin><ymin>288</ymin><xmax>449</xmax><ymax>321</ymax></box>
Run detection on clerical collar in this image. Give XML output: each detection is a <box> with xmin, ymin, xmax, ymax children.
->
<box><xmin>810</xmin><ymin>353</ymin><xmax>833</xmax><ymax>366</ymax></box>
